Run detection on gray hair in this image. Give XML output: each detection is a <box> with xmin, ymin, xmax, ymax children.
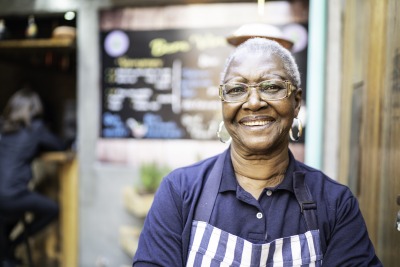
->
<box><xmin>220</xmin><ymin>38</ymin><xmax>301</xmax><ymax>88</ymax></box>
<box><xmin>1</xmin><ymin>87</ymin><xmax>43</xmax><ymax>133</ymax></box>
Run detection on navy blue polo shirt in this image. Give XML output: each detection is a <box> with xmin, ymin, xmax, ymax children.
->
<box><xmin>211</xmin><ymin>150</ymin><xmax>308</xmax><ymax>244</ymax></box>
<box><xmin>133</xmin><ymin>148</ymin><xmax>382</xmax><ymax>267</ymax></box>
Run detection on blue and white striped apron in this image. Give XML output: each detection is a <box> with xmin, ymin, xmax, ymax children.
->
<box><xmin>186</xmin><ymin>220</ymin><xmax>323</xmax><ymax>267</ymax></box>
<box><xmin>188</xmin><ymin>152</ymin><xmax>322</xmax><ymax>266</ymax></box>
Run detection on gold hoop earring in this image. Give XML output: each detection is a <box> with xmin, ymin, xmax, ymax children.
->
<box><xmin>217</xmin><ymin>121</ymin><xmax>232</xmax><ymax>143</ymax></box>
<box><xmin>289</xmin><ymin>117</ymin><xmax>303</xmax><ymax>141</ymax></box>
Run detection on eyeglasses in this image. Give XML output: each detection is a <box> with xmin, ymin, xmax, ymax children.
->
<box><xmin>219</xmin><ymin>79</ymin><xmax>297</xmax><ymax>103</ymax></box>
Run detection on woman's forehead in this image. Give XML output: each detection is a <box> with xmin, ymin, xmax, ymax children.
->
<box><xmin>232</xmin><ymin>49</ymin><xmax>281</xmax><ymax>63</ymax></box>
<box><xmin>226</xmin><ymin>52</ymin><xmax>286</xmax><ymax>77</ymax></box>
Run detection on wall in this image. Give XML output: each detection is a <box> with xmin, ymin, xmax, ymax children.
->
<box><xmin>323</xmin><ymin>0</ymin><xmax>341</xmax><ymax>179</ymax></box>
<box><xmin>338</xmin><ymin>0</ymin><xmax>400</xmax><ymax>264</ymax></box>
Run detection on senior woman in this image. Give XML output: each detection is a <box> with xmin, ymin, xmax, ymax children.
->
<box><xmin>133</xmin><ymin>38</ymin><xmax>381</xmax><ymax>266</ymax></box>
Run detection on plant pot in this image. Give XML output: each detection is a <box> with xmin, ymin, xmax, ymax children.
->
<box><xmin>123</xmin><ymin>186</ymin><xmax>155</xmax><ymax>218</ymax></box>
<box><xmin>119</xmin><ymin>225</ymin><xmax>141</xmax><ymax>258</ymax></box>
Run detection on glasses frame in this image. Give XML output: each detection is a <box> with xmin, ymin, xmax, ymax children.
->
<box><xmin>219</xmin><ymin>79</ymin><xmax>297</xmax><ymax>103</ymax></box>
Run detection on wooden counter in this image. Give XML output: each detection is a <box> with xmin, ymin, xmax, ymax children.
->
<box><xmin>39</xmin><ymin>151</ymin><xmax>78</xmax><ymax>267</ymax></box>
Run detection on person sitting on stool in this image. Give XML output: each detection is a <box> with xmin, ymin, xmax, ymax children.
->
<box><xmin>0</xmin><ymin>87</ymin><xmax>67</xmax><ymax>267</ymax></box>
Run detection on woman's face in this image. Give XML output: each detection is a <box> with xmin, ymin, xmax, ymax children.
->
<box><xmin>222</xmin><ymin>51</ymin><xmax>302</xmax><ymax>155</ymax></box>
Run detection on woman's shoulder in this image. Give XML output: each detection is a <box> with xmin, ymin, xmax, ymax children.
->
<box><xmin>295</xmin><ymin>160</ymin><xmax>355</xmax><ymax>207</ymax></box>
<box><xmin>296</xmin><ymin>160</ymin><xmax>345</xmax><ymax>186</ymax></box>
<box><xmin>151</xmin><ymin>152</ymin><xmax>223</xmax><ymax>210</ymax></box>
<box><xmin>30</xmin><ymin>119</ymin><xmax>55</xmax><ymax>135</ymax></box>
<box><xmin>30</xmin><ymin>118</ymin><xmax>46</xmax><ymax>128</ymax></box>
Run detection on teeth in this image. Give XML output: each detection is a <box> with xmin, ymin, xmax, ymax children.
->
<box><xmin>242</xmin><ymin>120</ymin><xmax>270</xmax><ymax>126</ymax></box>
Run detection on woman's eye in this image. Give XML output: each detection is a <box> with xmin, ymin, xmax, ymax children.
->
<box><xmin>226</xmin><ymin>85</ymin><xmax>246</xmax><ymax>95</ymax></box>
<box><xmin>260</xmin><ymin>83</ymin><xmax>283</xmax><ymax>92</ymax></box>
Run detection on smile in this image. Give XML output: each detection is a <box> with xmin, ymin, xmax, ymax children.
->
<box><xmin>241</xmin><ymin>120</ymin><xmax>271</xmax><ymax>126</ymax></box>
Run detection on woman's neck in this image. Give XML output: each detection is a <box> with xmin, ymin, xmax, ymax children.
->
<box><xmin>230</xmin><ymin>145</ymin><xmax>289</xmax><ymax>199</ymax></box>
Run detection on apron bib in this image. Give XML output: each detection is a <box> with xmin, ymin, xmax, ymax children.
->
<box><xmin>186</xmin><ymin>220</ymin><xmax>323</xmax><ymax>267</ymax></box>
<box><xmin>188</xmin><ymin>151</ymin><xmax>323</xmax><ymax>266</ymax></box>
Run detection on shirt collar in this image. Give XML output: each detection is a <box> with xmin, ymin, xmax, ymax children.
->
<box><xmin>219</xmin><ymin>148</ymin><xmax>238</xmax><ymax>192</ymax></box>
<box><xmin>219</xmin><ymin>148</ymin><xmax>297</xmax><ymax>193</ymax></box>
<box><xmin>275</xmin><ymin>151</ymin><xmax>296</xmax><ymax>193</ymax></box>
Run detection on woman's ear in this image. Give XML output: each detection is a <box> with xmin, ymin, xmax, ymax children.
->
<box><xmin>294</xmin><ymin>88</ymin><xmax>302</xmax><ymax>117</ymax></box>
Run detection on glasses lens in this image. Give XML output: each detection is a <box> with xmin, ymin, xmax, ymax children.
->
<box><xmin>220</xmin><ymin>80</ymin><xmax>291</xmax><ymax>102</ymax></box>
<box><xmin>222</xmin><ymin>83</ymin><xmax>248</xmax><ymax>102</ymax></box>
<box><xmin>259</xmin><ymin>80</ymin><xmax>288</xmax><ymax>100</ymax></box>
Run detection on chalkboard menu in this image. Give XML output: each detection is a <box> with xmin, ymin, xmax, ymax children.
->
<box><xmin>100</xmin><ymin>27</ymin><xmax>235</xmax><ymax>139</ymax></box>
<box><xmin>100</xmin><ymin>24</ymin><xmax>308</xmax><ymax>139</ymax></box>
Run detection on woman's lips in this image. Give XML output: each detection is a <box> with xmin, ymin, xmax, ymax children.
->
<box><xmin>239</xmin><ymin>116</ymin><xmax>275</xmax><ymax>127</ymax></box>
<box><xmin>241</xmin><ymin>120</ymin><xmax>271</xmax><ymax>126</ymax></box>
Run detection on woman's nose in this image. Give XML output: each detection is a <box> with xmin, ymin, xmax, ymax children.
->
<box><xmin>244</xmin><ymin>87</ymin><xmax>268</xmax><ymax>110</ymax></box>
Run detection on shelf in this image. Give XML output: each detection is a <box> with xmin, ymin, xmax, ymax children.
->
<box><xmin>0</xmin><ymin>38</ymin><xmax>75</xmax><ymax>50</ymax></box>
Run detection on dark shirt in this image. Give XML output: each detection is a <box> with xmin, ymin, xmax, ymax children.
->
<box><xmin>133</xmin><ymin>148</ymin><xmax>382</xmax><ymax>266</ymax></box>
<box><xmin>0</xmin><ymin>119</ymin><xmax>65</xmax><ymax>196</ymax></box>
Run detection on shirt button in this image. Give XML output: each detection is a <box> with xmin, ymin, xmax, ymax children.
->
<box><xmin>256</xmin><ymin>212</ymin><xmax>263</xmax><ymax>219</ymax></box>
<box><xmin>266</xmin><ymin>190</ymin><xmax>273</xmax><ymax>196</ymax></box>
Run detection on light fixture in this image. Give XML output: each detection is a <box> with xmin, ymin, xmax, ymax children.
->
<box><xmin>64</xmin><ymin>11</ymin><xmax>75</xmax><ymax>21</ymax></box>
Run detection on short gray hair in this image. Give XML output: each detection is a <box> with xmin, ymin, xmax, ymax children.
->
<box><xmin>220</xmin><ymin>38</ymin><xmax>301</xmax><ymax>88</ymax></box>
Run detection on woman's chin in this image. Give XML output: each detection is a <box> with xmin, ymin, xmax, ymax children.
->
<box><xmin>233</xmin><ymin>135</ymin><xmax>288</xmax><ymax>154</ymax></box>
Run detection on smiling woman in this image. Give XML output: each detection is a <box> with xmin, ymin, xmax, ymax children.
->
<box><xmin>220</xmin><ymin>39</ymin><xmax>302</xmax><ymax>166</ymax></box>
<box><xmin>132</xmin><ymin>38</ymin><xmax>382</xmax><ymax>267</ymax></box>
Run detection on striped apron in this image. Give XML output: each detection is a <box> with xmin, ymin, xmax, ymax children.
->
<box><xmin>187</xmin><ymin>152</ymin><xmax>323</xmax><ymax>266</ymax></box>
<box><xmin>186</xmin><ymin>220</ymin><xmax>323</xmax><ymax>267</ymax></box>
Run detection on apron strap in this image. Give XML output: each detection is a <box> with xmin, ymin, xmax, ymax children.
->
<box><xmin>193</xmin><ymin>152</ymin><xmax>226</xmax><ymax>222</ymax></box>
<box><xmin>293</xmin><ymin>171</ymin><xmax>319</xmax><ymax>231</ymax></box>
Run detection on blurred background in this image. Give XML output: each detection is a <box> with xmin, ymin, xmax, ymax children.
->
<box><xmin>0</xmin><ymin>0</ymin><xmax>399</xmax><ymax>266</ymax></box>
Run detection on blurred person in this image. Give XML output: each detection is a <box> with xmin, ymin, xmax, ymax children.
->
<box><xmin>132</xmin><ymin>38</ymin><xmax>382</xmax><ymax>266</ymax></box>
<box><xmin>0</xmin><ymin>87</ymin><xmax>67</xmax><ymax>267</ymax></box>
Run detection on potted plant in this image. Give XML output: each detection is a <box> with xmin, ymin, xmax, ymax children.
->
<box><xmin>123</xmin><ymin>162</ymin><xmax>170</xmax><ymax>218</ymax></box>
